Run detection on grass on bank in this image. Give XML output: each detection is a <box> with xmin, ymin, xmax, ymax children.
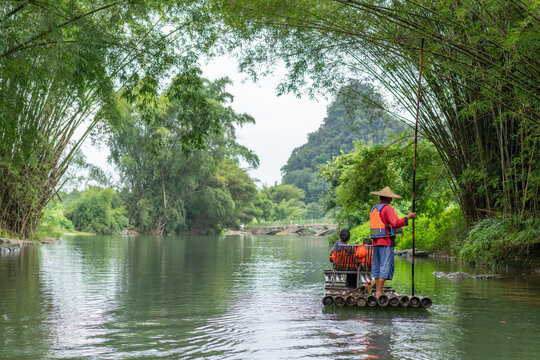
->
<box><xmin>457</xmin><ymin>216</ymin><xmax>540</xmax><ymax>267</ymax></box>
<box><xmin>33</xmin><ymin>202</ymin><xmax>93</xmax><ymax>240</ymax></box>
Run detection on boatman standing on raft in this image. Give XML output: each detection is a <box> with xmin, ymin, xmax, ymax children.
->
<box><xmin>369</xmin><ymin>186</ymin><xmax>416</xmax><ymax>299</ymax></box>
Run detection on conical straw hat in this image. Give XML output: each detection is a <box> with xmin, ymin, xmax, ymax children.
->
<box><xmin>370</xmin><ymin>186</ymin><xmax>403</xmax><ymax>199</ymax></box>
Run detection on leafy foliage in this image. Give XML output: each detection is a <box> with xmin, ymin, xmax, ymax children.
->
<box><xmin>321</xmin><ymin>139</ymin><xmax>455</xmax><ymax>228</ymax></box>
<box><xmin>458</xmin><ymin>216</ymin><xmax>540</xmax><ymax>266</ymax></box>
<box><xmin>109</xmin><ymin>72</ymin><xmax>259</xmax><ymax>235</ymax></box>
<box><xmin>254</xmin><ymin>184</ymin><xmax>308</xmax><ymax>222</ymax></box>
<box><xmin>0</xmin><ymin>1</ymin><xmax>220</xmax><ymax>238</ymax></box>
<box><xmin>65</xmin><ymin>187</ymin><xmax>128</xmax><ymax>235</ymax></box>
<box><xmin>36</xmin><ymin>201</ymin><xmax>75</xmax><ymax>239</ymax></box>
<box><xmin>214</xmin><ymin>0</ymin><xmax>540</xmax><ymax>224</ymax></box>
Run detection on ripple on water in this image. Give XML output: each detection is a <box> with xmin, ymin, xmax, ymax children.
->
<box><xmin>2</xmin><ymin>235</ymin><xmax>540</xmax><ymax>359</ymax></box>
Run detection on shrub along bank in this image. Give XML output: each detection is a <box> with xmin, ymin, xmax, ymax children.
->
<box><xmin>457</xmin><ymin>217</ymin><xmax>540</xmax><ymax>267</ymax></box>
<box><xmin>346</xmin><ymin>205</ymin><xmax>465</xmax><ymax>253</ymax></box>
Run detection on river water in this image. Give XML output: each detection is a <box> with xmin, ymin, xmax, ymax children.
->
<box><xmin>1</xmin><ymin>235</ymin><xmax>540</xmax><ymax>359</ymax></box>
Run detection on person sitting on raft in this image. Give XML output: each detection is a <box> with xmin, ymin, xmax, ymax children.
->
<box><xmin>369</xmin><ymin>186</ymin><xmax>416</xmax><ymax>298</ymax></box>
<box><xmin>330</xmin><ymin>230</ymin><xmax>358</xmax><ymax>286</ymax></box>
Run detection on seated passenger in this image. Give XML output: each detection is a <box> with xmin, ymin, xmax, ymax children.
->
<box><xmin>329</xmin><ymin>230</ymin><xmax>357</xmax><ymax>287</ymax></box>
<box><xmin>355</xmin><ymin>238</ymin><xmax>373</xmax><ymax>270</ymax></box>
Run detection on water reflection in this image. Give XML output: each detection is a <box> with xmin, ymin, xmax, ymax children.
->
<box><xmin>1</xmin><ymin>235</ymin><xmax>540</xmax><ymax>359</ymax></box>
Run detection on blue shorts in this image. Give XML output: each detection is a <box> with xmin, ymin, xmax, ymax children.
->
<box><xmin>371</xmin><ymin>246</ymin><xmax>395</xmax><ymax>280</ymax></box>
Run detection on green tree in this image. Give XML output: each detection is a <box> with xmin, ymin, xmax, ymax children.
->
<box><xmin>254</xmin><ymin>184</ymin><xmax>308</xmax><ymax>221</ymax></box>
<box><xmin>321</xmin><ymin>140</ymin><xmax>455</xmax><ymax>228</ymax></box>
<box><xmin>266</xmin><ymin>184</ymin><xmax>305</xmax><ymax>203</ymax></box>
<box><xmin>0</xmin><ymin>1</ymin><xmax>219</xmax><ymax>237</ymax></box>
<box><xmin>65</xmin><ymin>187</ymin><xmax>128</xmax><ymax>235</ymax></box>
<box><xmin>109</xmin><ymin>72</ymin><xmax>259</xmax><ymax>234</ymax></box>
<box><xmin>216</xmin><ymin>160</ymin><xmax>261</xmax><ymax>225</ymax></box>
<box><xmin>36</xmin><ymin>201</ymin><xmax>75</xmax><ymax>238</ymax></box>
<box><xmin>184</xmin><ymin>160</ymin><xmax>260</xmax><ymax>233</ymax></box>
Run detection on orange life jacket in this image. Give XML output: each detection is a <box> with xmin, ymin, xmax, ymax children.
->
<box><xmin>369</xmin><ymin>203</ymin><xmax>403</xmax><ymax>239</ymax></box>
<box><xmin>329</xmin><ymin>242</ymin><xmax>356</xmax><ymax>270</ymax></box>
<box><xmin>329</xmin><ymin>243</ymin><xmax>372</xmax><ymax>270</ymax></box>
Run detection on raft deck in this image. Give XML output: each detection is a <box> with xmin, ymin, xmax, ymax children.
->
<box><xmin>323</xmin><ymin>244</ymin><xmax>432</xmax><ymax>308</ymax></box>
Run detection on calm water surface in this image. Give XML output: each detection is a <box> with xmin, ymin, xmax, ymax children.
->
<box><xmin>1</xmin><ymin>235</ymin><xmax>540</xmax><ymax>359</ymax></box>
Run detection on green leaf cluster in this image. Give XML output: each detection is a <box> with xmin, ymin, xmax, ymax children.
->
<box><xmin>458</xmin><ymin>216</ymin><xmax>540</xmax><ymax>266</ymax></box>
<box><xmin>213</xmin><ymin>0</ymin><xmax>540</xmax><ymax>224</ymax></box>
<box><xmin>321</xmin><ymin>138</ymin><xmax>457</xmax><ymax>244</ymax></box>
<box><xmin>0</xmin><ymin>0</ymin><xmax>222</xmax><ymax>238</ymax></box>
<box><xmin>254</xmin><ymin>184</ymin><xmax>312</xmax><ymax>222</ymax></box>
<box><xmin>65</xmin><ymin>187</ymin><xmax>128</xmax><ymax>235</ymax></box>
<box><xmin>36</xmin><ymin>201</ymin><xmax>75</xmax><ymax>239</ymax></box>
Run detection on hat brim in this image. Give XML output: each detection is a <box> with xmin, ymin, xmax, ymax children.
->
<box><xmin>370</xmin><ymin>190</ymin><xmax>403</xmax><ymax>199</ymax></box>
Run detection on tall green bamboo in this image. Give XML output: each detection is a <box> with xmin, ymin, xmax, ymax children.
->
<box><xmin>0</xmin><ymin>1</ymin><xmax>218</xmax><ymax>237</ymax></box>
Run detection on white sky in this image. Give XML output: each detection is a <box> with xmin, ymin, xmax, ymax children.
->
<box><xmin>201</xmin><ymin>56</ymin><xmax>329</xmax><ymax>186</ymax></box>
<box><xmin>83</xmin><ymin>56</ymin><xmax>329</xmax><ymax>187</ymax></box>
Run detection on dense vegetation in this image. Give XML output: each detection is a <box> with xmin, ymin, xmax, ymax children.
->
<box><xmin>282</xmin><ymin>81</ymin><xmax>406</xmax><ymax>202</ymax></box>
<box><xmin>214</xmin><ymin>0</ymin><xmax>540</xmax><ymax>223</ymax></box>
<box><xmin>1</xmin><ymin>1</ymin><xmax>539</xmax><ymax>265</ymax></box>
<box><xmin>107</xmin><ymin>72</ymin><xmax>260</xmax><ymax>235</ymax></box>
<box><xmin>211</xmin><ymin>0</ymin><xmax>540</xmax><ymax>264</ymax></box>
<box><xmin>65</xmin><ymin>187</ymin><xmax>128</xmax><ymax>235</ymax></box>
<box><xmin>320</xmin><ymin>139</ymin><xmax>462</xmax><ymax>252</ymax></box>
<box><xmin>0</xmin><ymin>1</ymin><xmax>218</xmax><ymax>237</ymax></box>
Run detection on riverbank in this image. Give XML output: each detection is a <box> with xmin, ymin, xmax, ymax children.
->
<box><xmin>0</xmin><ymin>237</ymin><xmax>61</xmax><ymax>253</ymax></box>
<box><xmin>455</xmin><ymin>216</ymin><xmax>540</xmax><ymax>267</ymax></box>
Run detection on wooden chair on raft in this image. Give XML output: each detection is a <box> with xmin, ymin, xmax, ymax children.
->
<box><xmin>324</xmin><ymin>244</ymin><xmax>373</xmax><ymax>291</ymax></box>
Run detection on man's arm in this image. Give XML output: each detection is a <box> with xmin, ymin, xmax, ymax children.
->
<box><xmin>381</xmin><ymin>206</ymin><xmax>416</xmax><ymax>228</ymax></box>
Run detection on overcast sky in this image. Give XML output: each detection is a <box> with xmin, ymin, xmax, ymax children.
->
<box><xmin>202</xmin><ymin>56</ymin><xmax>329</xmax><ymax>186</ymax></box>
<box><xmin>83</xmin><ymin>56</ymin><xmax>330</xmax><ymax>187</ymax></box>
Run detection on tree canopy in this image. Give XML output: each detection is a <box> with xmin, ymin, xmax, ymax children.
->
<box><xmin>214</xmin><ymin>0</ymin><xmax>540</xmax><ymax>224</ymax></box>
<box><xmin>0</xmin><ymin>0</ymin><xmax>220</xmax><ymax>237</ymax></box>
<box><xmin>108</xmin><ymin>71</ymin><xmax>259</xmax><ymax>234</ymax></box>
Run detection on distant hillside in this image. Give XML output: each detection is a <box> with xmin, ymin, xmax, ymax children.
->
<box><xmin>281</xmin><ymin>81</ymin><xmax>407</xmax><ymax>203</ymax></box>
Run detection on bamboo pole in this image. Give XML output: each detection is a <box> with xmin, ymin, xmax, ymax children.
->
<box><xmin>412</xmin><ymin>38</ymin><xmax>424</xmax><ymax>296</ymax></box>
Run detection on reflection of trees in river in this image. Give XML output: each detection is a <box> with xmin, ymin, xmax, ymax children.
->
<box><xmin>0</xmin><ymin>247</ymin><xmax>52</xmax><ymax>356</ymax></box>
<box><xmin>3</xmin><ymin>236</ymin><xmax>540</xmax><ymax>358</ymax></box>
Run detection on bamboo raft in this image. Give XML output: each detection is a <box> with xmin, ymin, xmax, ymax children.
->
<box><xmin>322</xmin><ymin>244</ymin><xmax>432</xmax><ymax>308</ymax></box>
